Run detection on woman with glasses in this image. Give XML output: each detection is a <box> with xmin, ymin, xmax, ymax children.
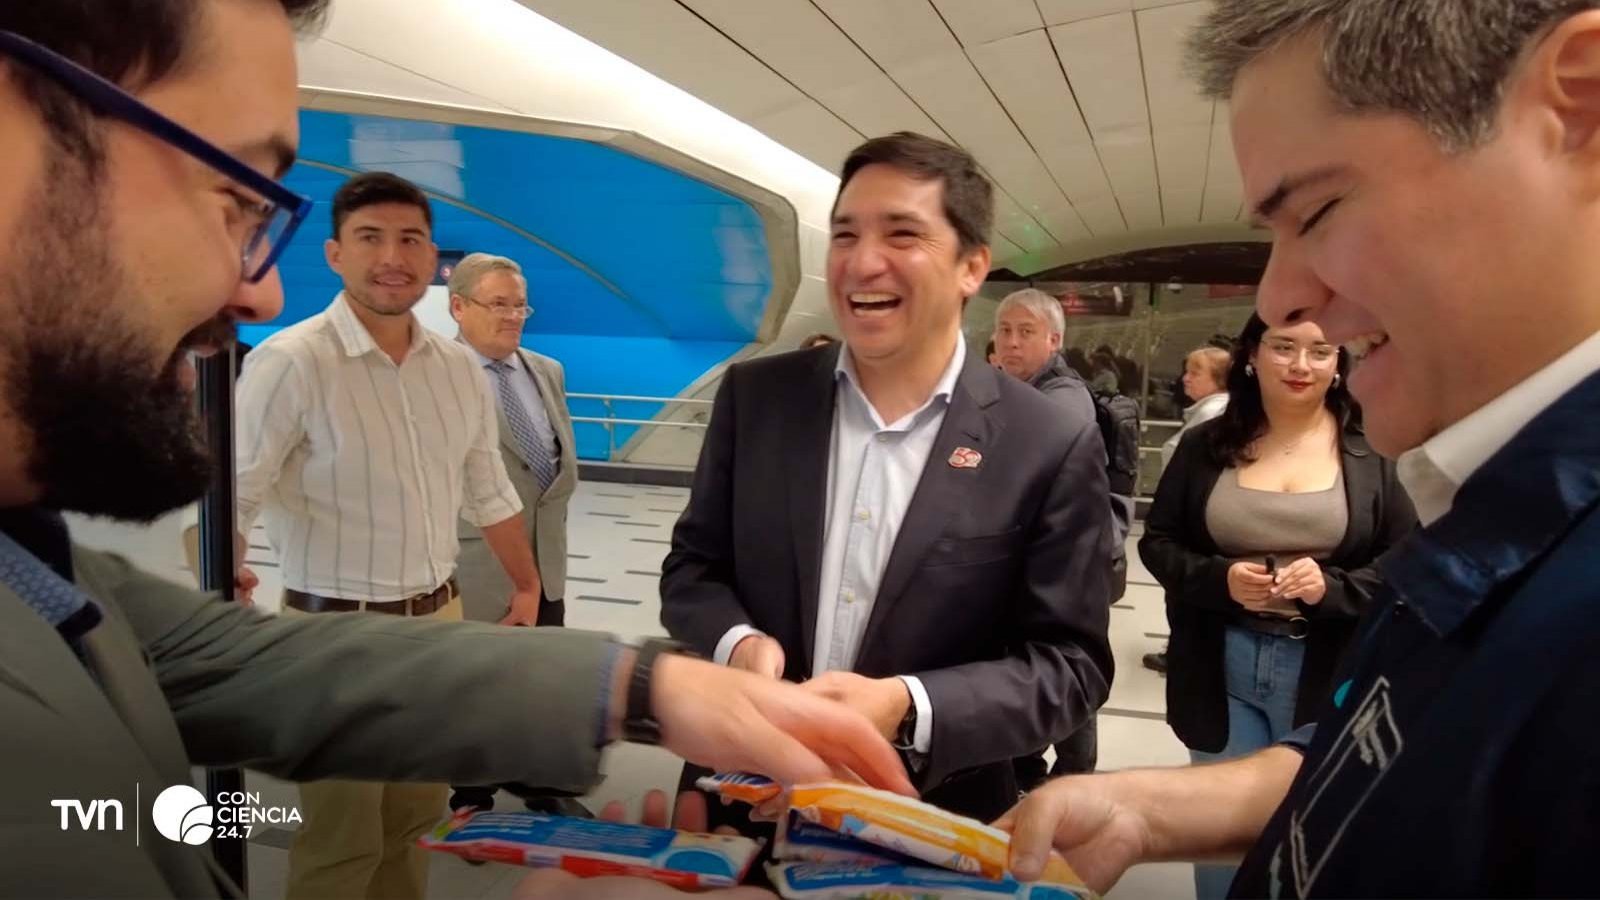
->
<box><xmin>1139</xmin><ymin>314</ymin><xmax>1417</xmax><ymax>900</ymax></box>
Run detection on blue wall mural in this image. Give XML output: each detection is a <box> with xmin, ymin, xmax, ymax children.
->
<box><xmin>243</xmin><ymin>110</ymin><xmax>775</xmax><ymax>459</ymax></box>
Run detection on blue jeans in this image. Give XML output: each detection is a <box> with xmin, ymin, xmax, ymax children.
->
<box><xmin>1189</xmin><ymin>626</ymin><xmax>1306</xmax><ymax>900</ymax></box>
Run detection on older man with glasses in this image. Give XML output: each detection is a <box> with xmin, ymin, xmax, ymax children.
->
<box><xmin>444</xmin><ymin>252</ymin><xmax>582</xmax><ymax>818</ymax></box>
<box><xmin>0</xmin><ymin>5</ymin><xmax>913</xmax><ymax>898</ymax></box>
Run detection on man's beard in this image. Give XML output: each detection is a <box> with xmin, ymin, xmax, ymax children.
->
<box><xmin>1</xmin><ymin>160</ymin><xmax>222</xmax><ymax>522</ymax></box>
<box><xmin>345</xmin><ymin>279</ymin><xmax>423</xmax><ymax>318</ymax></box>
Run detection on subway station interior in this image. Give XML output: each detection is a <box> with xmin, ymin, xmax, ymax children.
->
<box><xmin>60</xmin><ymin>1</ymin><xmax>1279</xmax><ymax>897</ymax></box>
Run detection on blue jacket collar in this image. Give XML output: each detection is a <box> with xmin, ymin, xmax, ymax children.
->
<box><xmin>1382</xmin><ymin>370</ymin><xmax>1600</xmax><ymax>635</ymax></box>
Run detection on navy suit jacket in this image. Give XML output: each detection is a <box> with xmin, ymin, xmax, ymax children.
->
<box><xmin>1233</xmin><ymin>370</ymin><xmax>1600</xmax><ymax>897</ymax></box>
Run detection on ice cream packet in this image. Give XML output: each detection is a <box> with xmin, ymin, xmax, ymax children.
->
<box><xmin>769</xmin><ymin>862</ymin><xmax>1096</xmax><ymax>899</ymax></box>
<box><xmin>787</xmin><ymin>782</ymin><xmax>1084</xmax><ymax>885</ymax></box>
<box><xmin>774</xmin><ymin>810</ymin><xmax>922</xmax><ymax>866</ymax></box>
<box><xmin>417</xmin><ymin>809</ymin><xmax>761</xmax><ymax>889</ymax></box>
<box><xmin>695</xmin><ymin>771</ymin><xmax>785</xmax><ymax>805</ymax></box>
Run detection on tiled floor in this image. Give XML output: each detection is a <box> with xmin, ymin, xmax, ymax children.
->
<box><xmin>67</xmin><ymin>483</ymin><xmax>1195</xmax><ymax>900</ymax></box>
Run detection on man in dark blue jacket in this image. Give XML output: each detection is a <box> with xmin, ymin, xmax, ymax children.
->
<box><xmin>1002</xmin><ymin>2</ymin><xmax>1600</xmax><ymax>897</ymax></box>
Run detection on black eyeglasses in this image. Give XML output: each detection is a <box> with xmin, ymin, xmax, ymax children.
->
<box><xmin>0</xmin><ymin>30</ymin><xmax>312</xmax><ymax>284</ymax></box>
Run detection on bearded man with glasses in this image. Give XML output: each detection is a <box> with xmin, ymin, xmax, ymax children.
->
<box><xmin>0</xmin><ymin>4</ymin><xmax>914</xmax><ymax>897</ymax></box>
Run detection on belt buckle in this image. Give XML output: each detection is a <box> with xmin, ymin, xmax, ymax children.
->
<box><xmin>1287</xmin><ymin>615</ymin><xmax>1309</xmax><ymax>640</ymax></box>
<box><xmin>411</xmin><ymin>582</ymin><xmax>444</xmax><ymax>616</ymax></box>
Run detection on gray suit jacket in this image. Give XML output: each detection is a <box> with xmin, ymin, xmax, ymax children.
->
<box><xmin>3</xmin><ymin>545</ymin><xmax>612</xmax><ymax>898</ymax></box>
<box><xmin>456</xmin><ymin>347</ymin><xmax>578</xmax><ymax>621</ymax></box>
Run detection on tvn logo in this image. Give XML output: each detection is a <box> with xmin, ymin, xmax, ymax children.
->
<box><xmin>52</xmin><ymin>785</ymin><xmax>300</xmax><ymax>844</ymax></box>
<box><xmin>50</xmin><ymin>798</ymin><xmax>123</xmax><ymax>832</ymax></box>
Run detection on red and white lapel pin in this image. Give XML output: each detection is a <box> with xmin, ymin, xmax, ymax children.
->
<box><xmin>948</xmin><ymin>446</ymin><xmax>982</xmax><ymax>469</ymax></box>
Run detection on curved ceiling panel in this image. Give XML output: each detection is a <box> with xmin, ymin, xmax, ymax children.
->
<box><xmin>280</xmin><ymin>109</ymin><xmax>774</xmax><ymax>343</ymax></box>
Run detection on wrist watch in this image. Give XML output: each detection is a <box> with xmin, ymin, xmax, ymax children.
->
<box><xmin>891</xmin><ymin>702</ymin><xmax>919</xmax><ymax>751</ymax></box>
<box><xmin>622</xmin><ymin>638</ymin><xmax>688</xmax><ymax>745</ymax></box>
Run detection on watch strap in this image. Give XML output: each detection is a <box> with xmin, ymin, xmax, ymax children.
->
<box><xmin>623</xmin><ymin>638</ymin><xmax>685</xmax><ymax>745</ymax></box>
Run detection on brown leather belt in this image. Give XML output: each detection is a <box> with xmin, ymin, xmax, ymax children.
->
<box><xmin>1233</xmin><ymin>612</ymin><xmax>1310</xmax><ymax>640</ymax></box>
<box><xmin>284</xmin><ymin>578</ymin><xmax>456</xmax><ymax>617</ymax></box>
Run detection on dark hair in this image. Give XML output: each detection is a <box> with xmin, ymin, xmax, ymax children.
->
<box><xmin>836</xmin><ymin>132</ymin><xmax>994</xmax><ymax>257</ymax></box>
<box><xmin>3</xmin><ymin>1</ymin><xmax>331</xmax><ymax>162</ymax></box>
<box><xmin>1063</xmin><ymin>347</ymin><xmax>1092</xmax><ymax>378</ymax></box>
<box><xmin>331</xmin><ymin>171</ymin><xmax>434</xmax><ymax>238</ymax></box>
<box><xmin>1207</xmin><ymin>314</ymin><xmax>1363</xmax><ymax>467</ymax></box>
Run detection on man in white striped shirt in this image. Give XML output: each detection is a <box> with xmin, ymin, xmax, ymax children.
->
<box><xmin>234</xmin><ymin>172</ymin><xmax>543</xmax><ymax>900</ymax></box>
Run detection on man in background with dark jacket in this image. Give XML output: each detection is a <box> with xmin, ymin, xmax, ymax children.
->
<box><xmin>993</xmin><ymin>288</ymin><xmax>1095</xmax><ymax>424</ymax></box>
<box><xmin>992</xmin><ymin>287</ymin><xmax>1115</xmax><ymax>785</ymax></box>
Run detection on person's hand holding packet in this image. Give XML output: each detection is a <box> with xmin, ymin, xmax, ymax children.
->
<box><xmin>993</xmin><ymin>774</ymin><xmax>1152</xmax><ymax>894</ymax></box>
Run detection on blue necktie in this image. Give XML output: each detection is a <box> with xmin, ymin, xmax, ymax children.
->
<box><xmin>489</xmin><ymin>360</ymin><xmax>558</xmax><ymax>492</ymax></box>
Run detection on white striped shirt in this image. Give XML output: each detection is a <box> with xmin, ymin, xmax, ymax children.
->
<box><xmin>235</xmin><ymin>294</ymin><xmax>522</xmax><ymax>601</ymax></box>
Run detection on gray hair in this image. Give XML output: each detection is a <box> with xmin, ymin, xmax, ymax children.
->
<box><xmin>447</xmin><ymin>252</ymin><xmax>525</xmax><ymax>299</ymax></box>
<box><xmin>1187</xmin><ymin>0</ymin><xmax>1599</xmax><ymax>151</ymax></box>
<box><xmin>995</xmin><ymin>288</ymin><xmax>1066</xmax><ymax>338</ymax></box>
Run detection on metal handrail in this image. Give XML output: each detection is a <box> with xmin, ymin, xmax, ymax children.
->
<box><xmin>570</xmin><ymin>415</ymin><xmax>707</xmax><ymax>429</ymax></box>
<box><xmin>566</xmin><ymin>391</ymin><xmax>714</xmax><ymax>461</ymax></box>
<box><xmin>567</xmin><ymin>391</ymin><xmax>713</xmax><ymax>406</ymax></box>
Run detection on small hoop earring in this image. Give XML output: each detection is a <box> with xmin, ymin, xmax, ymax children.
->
<box><xmin>1332</xmin><ymin>373</ymin><xmax>1342</xmax><ymax>388</ymax></box>
<box><xmin>1244</xmin><ymin>363</ymin><xmax>1255</xmax><ymax>377</ymax></box>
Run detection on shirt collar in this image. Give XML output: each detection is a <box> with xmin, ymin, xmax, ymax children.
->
<box><xmin>835</xmin><ymin>333</ymin><xmax>966</xmax><ymax>428</ymax></box>
<box><xmin>466</xmin><ymin>341</ymin><xmax>520</xmax><ymax>371</ymax></box>
<box><xmin>1397</xmin><ymin>328</ymin><xmax>1600</xmax><ymax>525</ymax></box>
<box><xmin>838</xmin><ymin>329</ymin><xmax>960</xmax><ymax>389</ymax></box>
<box><xmin>329</xmin><ymin>292</ymin><xmax>428</xmax><ymax>359</ymax></box>
<box><xmin>1382</xmin><ymin>362</ymin><xmax>1600</xmax><ymax>636</ymax></box>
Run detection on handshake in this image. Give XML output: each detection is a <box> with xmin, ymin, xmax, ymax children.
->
<box><xmin>496</xmin><ymin>633</ymin><xmax>1162</xmax><ymax>898</ymax></box>
<box><xmin>729</xmin><ymin>635</ymin><xmax>913</xmax><ymax>743</ymax></box>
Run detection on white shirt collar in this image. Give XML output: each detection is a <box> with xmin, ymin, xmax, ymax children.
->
<box><xmin>835</xmin><ymin>332</ymin><xmax>966</xmax><ymax>427</ymax></box>
<box><xmin>329</xmin><ymin>292</ymin><xmax>427</xmax><ymax>359</ymax></box>
<box><xmin>1397</xmin><ymin>328</ymin><xmax>1600</xmax><ymax>525</ymax></box>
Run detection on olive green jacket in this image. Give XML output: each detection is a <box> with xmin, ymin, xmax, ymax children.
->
<box><xmin>1</xmin><ymin>546</ymin><xmax>615</xmax><ymax>897</ymax></box>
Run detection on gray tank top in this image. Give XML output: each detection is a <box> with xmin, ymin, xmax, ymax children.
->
<box><xmin>1205</xmin><ymin>467</ymin><xmax>1348</xmax><ymax>561</ymax></box>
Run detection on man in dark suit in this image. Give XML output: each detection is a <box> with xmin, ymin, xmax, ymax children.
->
<box><xmin>662</xmin><ymin>132</ymin><xmax>1114</xmax><ymax>823</ymax></box>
